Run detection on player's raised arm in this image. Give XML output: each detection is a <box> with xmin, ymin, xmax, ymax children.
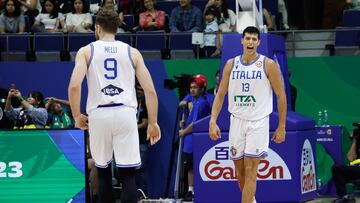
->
<box><xmin>131</xmin><ymin>47</ymin><xmax>161</xmax><ymax>145</ymax></box>
<box><xmin>68</xmin><ymin>46</ymin><xmax>90</xmax><ymax>130</ymax></box>
<box><xmin>209</xmin><ymin>58</ymin><xmax>233</xmax><ymax>140</ymax></box>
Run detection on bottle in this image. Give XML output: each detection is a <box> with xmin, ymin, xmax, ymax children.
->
<box><xmin>317</xmin><ymin>178</ymin><xmax>322</xmax><ymax>195</ymax></box>
<box><xmin>323</xmin><ymin>110</ymin><xmax>329</xmax><ymax>127</ymax></box>
<box><xmin>316</xmin><ymin>111</ymin><xmax>323</xmax><ymax>127</ymax></box>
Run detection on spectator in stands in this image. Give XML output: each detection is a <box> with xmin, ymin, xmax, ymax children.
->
<box><xmin>346</xmin><ymin>0</ymin><xmax>360</xmax><ymax>9</ymax></box>
<box><xmin>4</xmin><ymin>89</ymin><xmax>47</xmax><ymax>129</ymax></box>
<box><xmin>0</xmin><ymin>0</ymin><xmax>5</xmax><ymax>12</ymax></box>
<box><xmin>204</xmin><ymin>0</ymin><xmax>235</xmax><ymax>57</ymax></box>
<box><xmin>19</xmin><ymin>0</ymin><xmax>41</xmax><ymax>26</ymax></box>
<box><xmin>31</xmin><ymin>0</ymin><xmax>65</xmax><ymax>32</ymax></box>
<box><xmin>263</xmin><ymin>8</ymin><xmax>274</xmax><ymax>30</ymax></box>
<box><xmin>201</xmin><ymin>5</ymin><xmax>218</xmax><ymax>58</ymax></box>
<box><xmin>138</xmin><ymin>0</ymin><xmax>165</xmax><ymax>31</ymax></box>
<box><xmin>119</xmin><ymin>0</ymin><xmax>143</xmax><ymax>15</ymax></box>
<box><xmin>56</xmin><ymin>0</ymin><xmax>72</xmax><ymax>14</ymax></box>
<box><xmin>332</xmin><ymin>129</ymin><xmax>360</xmax><ymax>203</ymax></box>
<box><xmin>101</xmin><ymin>0</ymin><xmax>127</xmax><ymax>32</ymax></box>
<box><xmin>278</xmin><ymin>0</ymin><xmax>289</xmax><ymax>30</ymax></box>
<box><xmin>179</xmin><ymin>74</ymin><xmax>210</xmax><ymax>201</ymax></box>
<box><xmin>66</xmin><ymin>0</ymin><xmax>92</xmax><ymax>32</ymax></box>
<box><xmin>169</xmin><ymin>0</ymin><xmax>203</xmax><ymax>32</ymax></box>
<box><xmin>207</xmin><ymin>70</ymin><xmax>220</xmax><ymax>96</ymax></box>
<box><xmin>0</xmin><ymin>0</ymin><xmax>25</xmax><ymax>33</ymax></box>
<box><xmin>205</xmin><ymin>0</ymin><xmax>235</xmax><ymax>32</ymax></box>
<box><xmin>135</xmin><ymin>82</ymin><xmax>149</xmax><ymax>200</ymax></box>
<box><xmin>45</xmin><ymin>97</ymin><xmax>74</xmax><ymax>128</ymax></box>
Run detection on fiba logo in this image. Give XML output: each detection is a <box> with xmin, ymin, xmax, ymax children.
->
<box><xmin>199</xmin><ymin>141</ymin><xmax>292</xmax><ymax>181</ymax></box>
<box><xmin>301</xmin><ymin>139</ymin><xmax>316</xmax><ymax>194</ymax></box>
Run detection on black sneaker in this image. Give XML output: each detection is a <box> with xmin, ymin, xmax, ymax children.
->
<box><xmin>333</xmin><ymin>195</ymin><xmax>356</xmax><ymax>203</ymax></box>
<box><xmin>183</xmin><ymin>191</ymin><xmax>194</xmax><ymax>202</ymax></box>
<box><xmin>137</xmin><ymin>188</ymin><xmax>147</xmax><ymax>200</ymax></box>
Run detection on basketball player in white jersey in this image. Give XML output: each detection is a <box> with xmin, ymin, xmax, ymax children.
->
<box><xmin>209</xmin><ymin>26</ymin><xmax>287</xmax><ymax>203</ymax></box>
<box><xmin>68</xmin><ymin>8</ymin><xmax>161</xmax><ymax>203</ymax></box>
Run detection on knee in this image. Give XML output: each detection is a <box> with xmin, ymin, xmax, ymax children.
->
<box><xmin>244</xmin><ymin>166</ymin><xmax>257</xmax><ymax>180</ymax></box>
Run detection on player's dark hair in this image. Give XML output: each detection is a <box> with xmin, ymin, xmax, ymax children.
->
<box><xmin>242</xmin><ymin>26</ymin><xmax>260</xmax><ymax>40</ymax></box>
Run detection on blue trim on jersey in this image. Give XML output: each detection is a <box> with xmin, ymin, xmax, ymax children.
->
<box><xmin>263</xmin><ymin>56</ymin><xmax>269</xmax><ymax>78</ymax></box>
<box><xmin>127</xmin><ymin>45</ymin><xmax>135</xmax><ymax>69</ymax></box>
<box><xmin>95</xmin><ymin>159</ymin><xmax>113</xmax><ymax>168</ymax></box>
<box><xmin>97</xmin><ymin>103</ymin><xmax>124</xmax><ymax>108</ymax></box>
<box><xmin>231</xmin><ymin>155</ymin><xmax>244</xmax><ymax>160</ymax></box>
<box><xmin>244</xmin><ymin>151</ymin><xmax>268</xmax><ymax>158</ymax></box>
<box><xmin>239</xmin><ymin>54</ymin><xmax>261</xmax><ymax>66</ymax></box>
<box><xmin>88</xmin><ymin>43</ymin><xmax>94</xmax><ymax>69</ymax></box>
<box><xmin>116</xmin><ymin>162</ymin><xmax>142</xmax><ymax>168</ymax></box>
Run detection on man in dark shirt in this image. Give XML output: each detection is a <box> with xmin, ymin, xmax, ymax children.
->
<box><xmin>169</xmin><ymin>0</ymin><xmax>203</xmax><ymax>32</ymax></box>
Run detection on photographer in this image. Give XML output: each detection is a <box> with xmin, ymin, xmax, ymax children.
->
<box><xmin>4</xmin><ymin>89</ymin><xmax>47</xmax><ymax>129</ymax></box>
<box><xmin>331</xmin><ymin>123</ymin><xmax>360</xmax><ymax>203</ymax></box>
<box><xmin>45</xmin><ymin>97</ymin><xmax>74</xmax><ymax>128</ymax></box>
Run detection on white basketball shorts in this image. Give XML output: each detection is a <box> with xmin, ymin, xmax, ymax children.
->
<box><xmin>228</xmin><ymin>115</ymin><xmax>269</xmax><ymax>160</ymax></box>
<box><xmin>88</xmin><ymin>105</ymin><xmax>141</xmax><ymax>168</ymax></box>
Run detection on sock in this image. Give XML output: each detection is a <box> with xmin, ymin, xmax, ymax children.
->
<box><xmin>188</xmin><ymin>186</ymin><xmax>194</xmax><ymax>193</ymax></box>
<box><xmin>118</xmin><ymin>167</ymin><xmax>138</xmax><ymax>203</ymax></box>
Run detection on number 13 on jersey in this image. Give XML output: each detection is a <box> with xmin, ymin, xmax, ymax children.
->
<box><xmin>242</xmin><ymin>83</ymin><xmax>250</xmax><ymax>92</ymax></box>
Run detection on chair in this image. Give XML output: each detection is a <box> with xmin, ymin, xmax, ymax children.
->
<box><xmin>0</xmin><ymin>34</ymin><xmax>30</xmax><ymax>61</ymax></box>
<box><xmin>24</xmin><ymin>15</ymin><xmax>31</xmax><ymax>33</ymax></box>
<box><xmin>343</xmin><ymin>9</ymin><xmax>360</xmax><ymax>27</ymax></box>
<box><xmin>68</xmin><ymin>33</ymin><xmax>95</xmax><ymax>60</ymax></box>
<box><xmin>169</xmin><ymin>32</ymin><xmax>195</xmax><ymax>59</ymax></box>
<box><xmin>34</xmin><ymin>32</ymin><xmax>65</xmax><ymax>61</ymax></box>
<box><xmin>123</xmin><ymin>15</ymin><xmax>135</xmax><ymax>30</ymax></box>
<box><xmin>115</xmin><ymin>33</ymin><xmax>132</xmax><ymax>46</ymax></box>
<box><xmin>135</xmin><ymin>31</ymin><xmax>165</xmax><ymax>59</ymax></box>
<box><xmin>335</xmin><ymin>27</ymin><xmax>360</xmax><ymax>47</ymax></box>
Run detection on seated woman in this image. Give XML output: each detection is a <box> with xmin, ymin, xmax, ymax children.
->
<box><xmin>138</xmin><ymin>0</ymin><xmax>165</xmax><ymax>31</ymax></box>
<box><xmin>4</xmin><ymin>89</ymin><xmax>47</xmax><ymax>129</ymax></box>
<box><xmin>0</xmin><ymin>0</ymin><xmax>25</xmax><ymax>33</ymax></box>
<box><xmin>31</xmin><ymin>0</ymin><xmax>65</xmax><ymax>32</ymax></box>
<box><xmin>101</xmin><ymin>0</ymin><xmax>126</xmax><ymax>32</ymax></box>
<box><xmin>19</xmin><ymin>0</ymin><xmax>41</xmax><ymax>26</ymax></box>
<box><xmin>66</xmin><ymin>0</ymin><xmax>92</xmax><ymax>32</ymax></box>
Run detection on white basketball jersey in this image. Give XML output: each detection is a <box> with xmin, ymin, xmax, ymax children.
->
<box><xmin>86</xmin><ymin>40</ymin><xmax>137</xmax><ymax>113</ymax></box>
<box><xmin>228</xmin><ymin>54</ymin><xmax>273</xmax><ymax>120</ymax></box>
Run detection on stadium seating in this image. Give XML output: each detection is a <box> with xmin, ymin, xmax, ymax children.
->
<box><xmin>169</xmin><ymin>32</ymin><xmax>195</xmax><ymax>59</ymax></box>
<box><xmin>135</xmin><ymin>30</ymin><xmax>166</xmax><ymax>59</ymax></box>
<box><xmin>34</xmin><ymin>33</ymin><xmax>65</xmax><ymax>61</ymax></box>
<box><xmin>0</xmin><ymin>34</ymin><xmax>30</xmax><ymax>61</ymax></box>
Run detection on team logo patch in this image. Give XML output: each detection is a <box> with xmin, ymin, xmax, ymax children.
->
<box><xmin>256</xmin><ymin>61</ymin><xmax>262</xmax><ymax>67</ymax></box>
<box><xmin>230</xmin><ymin>146</ymin><xmax>237</xmax><ymax>157</ymax></box>
<box><xmin>101</xmin><ymin>84</ymin><xmax>123</xmax><ymax>96</ymax></box>
<box><xmin>326</xmin><ymin>129</ymin><xmax>332</xmax><ymax>135</ymax></box>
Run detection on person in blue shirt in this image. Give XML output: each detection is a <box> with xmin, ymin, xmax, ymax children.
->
<box><xmin>169</xmin><ymin>0</ymin><xmax>203</xmax><ymax>32</ymax></box>
<box><xmin>178</xmin><ymin>74</ymin><xmax>210</xmax><ymax>201</ymax></box>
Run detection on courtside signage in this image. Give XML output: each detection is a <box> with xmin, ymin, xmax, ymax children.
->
<box><xmin>199</xmin><ymin>141</ymin><xmax>292</xmax><ymax>181</ymax></box>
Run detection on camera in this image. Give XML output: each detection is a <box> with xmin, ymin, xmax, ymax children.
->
<box><xmin>164</xmin><ymin>74</ymin><xmax>193</xmax><ymax>100</ymax></box>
